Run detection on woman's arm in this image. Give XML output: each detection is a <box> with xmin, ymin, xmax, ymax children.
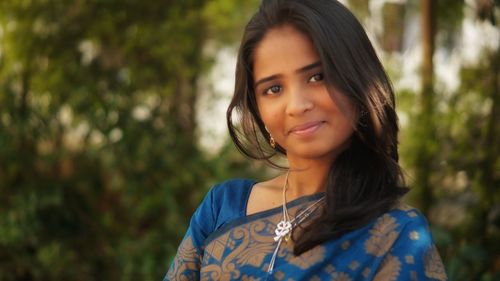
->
<box><xmin>164</xmin><ymin>187</ymin><xmax>218</xmax><ymax>281</ymax></box>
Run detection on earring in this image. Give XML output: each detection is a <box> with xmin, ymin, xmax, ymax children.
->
<box><xmin>359</xmin><ymin>110</ymin><xmax>369</xmax><ymax>127</ymax></box>
<box><xmin>269</xmin><ymin>135</ymin><xmax>276</xmax><ymax>149</ymax></box>
<box><xmin>265</xmin><ymin>126</ymin><xmax>276</xmax><ymax>149</ymax></box>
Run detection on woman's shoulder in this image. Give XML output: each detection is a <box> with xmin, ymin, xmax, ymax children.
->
<box><xmin>360</xmin><ymin>203</ymin><xmax>447</xmax><ymax>280</ymax></box>
<box><xmin>388</xmin><ymin>202</ymin><xmax>430</xmax><ymax>225</ymax></box>
<box><xmin>357</xmin><ymin>202</ymin><xmax>433</xmax><ymax>243</ymax></box>
<box><xmin>210</xmin><ymin>178</ymin><xmax>256</xmax><ymax>191</ymax></box>
<box><xmin>203</xmin><ymin>178</ymin><xmax>257</xmax><ymax>225</ymax></box>
<box><xmin>364</xmin><ymin>202</ymin><xmax>434</xmax><ymax>247</ymax></box>
<box><xmin>187</xmin><ymin>179</ymin><xmax>256</xmax><ymax>238</ymax></box>
<box><xmin>355</xmin><ymin>202</ymin><xmax>437</xmax><ymax>256</ymax></box>
<box><xmin>206</xmin><ymin>178</ymin><xmax>256</xmax><ymax>206</ymax></box>
<box><xmin>367</xmin><ymin>202</ymin><xmax>432</xmax><ymax>234</ymax></box>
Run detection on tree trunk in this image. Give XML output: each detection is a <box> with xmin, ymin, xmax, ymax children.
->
<box><xmin>414</xmin><ymin>0</ymin><xmax>436</xmax><ymax>216</ymax></box>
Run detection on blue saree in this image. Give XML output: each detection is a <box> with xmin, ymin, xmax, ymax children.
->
<box><xmin>165</xmin><ymin>179</ymin><xmax>447</xmax><ymax>281</ymax></box>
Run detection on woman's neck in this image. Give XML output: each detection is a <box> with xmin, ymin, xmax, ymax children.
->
<box><xmin>285</xmin><ymin>156</ymin><xmax>332</xmax><ymax>199</ymax></box>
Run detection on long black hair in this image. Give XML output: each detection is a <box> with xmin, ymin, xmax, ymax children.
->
<box><xmin>226</xmin><ymin>0</ymin><xmax>408</xmax><ymax>255</ymax></box>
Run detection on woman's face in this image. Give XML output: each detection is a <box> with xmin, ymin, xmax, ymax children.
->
<box><xmin>253</xmin><ymin>24</ymin><xmax>355</xmax><ymax>163</ymax></box>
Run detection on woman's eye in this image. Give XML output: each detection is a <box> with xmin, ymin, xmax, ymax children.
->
<box><xmin>264</xmin><ymin>85</ymin><xmax>282</xmax><ymax>95</ymax></box>
<box><xmin>309</xmin><ymin>73</ymin><xmax>324</xmax><ymax>82</ymax></box>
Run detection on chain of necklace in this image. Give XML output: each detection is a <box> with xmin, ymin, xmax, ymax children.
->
<box><xmin>267</xmin><ymin>171</ymin><xmax>326</xmax><ymax>274</ymax></box>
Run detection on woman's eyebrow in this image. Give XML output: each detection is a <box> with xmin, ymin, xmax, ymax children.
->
<box><xmin>295</xmin><ymin>61</ymin><xmax>322</xmax><ymax>73</ymax></box>
<box><xmin>254</xmin><ymin>61</ymin><xmax>322</xmax><ymax>88</ymax></box>
<box><xmin>254</xmin><ymin>74</ymin><xmax>281</xmax><ymax>88</ymax></box>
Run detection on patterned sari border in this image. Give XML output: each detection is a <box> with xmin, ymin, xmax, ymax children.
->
<box><xmin>203</xmin><ymin>191</ymin><xmax>325</xmax><ymax>247</ymax></box>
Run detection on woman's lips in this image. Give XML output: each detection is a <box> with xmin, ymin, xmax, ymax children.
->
<box><xmin>288</xmin><ymin>121</ymin><xmax>325</xmax><ymax>136</ymax></box>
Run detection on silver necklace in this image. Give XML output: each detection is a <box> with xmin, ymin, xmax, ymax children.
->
<box><xmin>267</xmin><ymin>171</ymin><xmax>326</xmax><ymax>274</ymax></box>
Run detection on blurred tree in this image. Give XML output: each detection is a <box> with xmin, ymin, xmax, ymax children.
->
<box><xmin>394</xmin><ymin>0</ymin><xmax>500</xmax><ymax>279</ymax></box>
<box><xmin>349</xmin><ymin>0</ymin><xmax>499</xmax><ymax>279</ymax></box>
<box><xmin>417</xmin><ymin>1</ymin><xmax>499</xmax><ymax>279</ymax></box>
<box><xmin>441</xmin><ymin>45</ymin><xmax>500</xmax><ymax>281</ymax></box>
<box><xmin>0</xmin><ymin>0</ymin><xmax>259</xmax><ymax>280</ymax></box>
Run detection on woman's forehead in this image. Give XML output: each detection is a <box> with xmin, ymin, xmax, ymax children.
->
<box><xmin>253</xmin><ymin>25</ymin><xmax>320</xmax><ymax>81</ymax></box>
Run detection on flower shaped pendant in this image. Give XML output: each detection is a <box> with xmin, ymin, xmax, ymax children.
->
<box><xmin>274</xmin><ymin>220</ymin><xmax>292</xmax><ymax>241</ymax></box>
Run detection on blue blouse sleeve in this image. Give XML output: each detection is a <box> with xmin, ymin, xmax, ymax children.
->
<box><xmin>164</xmin><ymin>179</ymin><xmax>254</xmax><ymax>281</ymax></box>
<box><xmin>374</xmin><ymin>211</ymin><xmax>448</xmax><ymax>281</ymax></box>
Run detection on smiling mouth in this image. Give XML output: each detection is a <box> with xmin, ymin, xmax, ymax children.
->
<box><xmin>288</xmin><ymin>121</ymin><xmax>325</xmax><ymax>135</ymax></box>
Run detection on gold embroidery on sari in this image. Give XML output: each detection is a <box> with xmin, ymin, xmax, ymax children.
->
<box><xmin>308</xmin><ymin>265</ymin><xmax>352</xmax><ymax>281</ymax></box>
<box><xmin>424</xmin><ymin>245</ymin><xmax>447</xmax><ymax>280</ymax></box>
<box><xmin>362</xmin><ymin>267</ymin><xmax>371</xmax><ymax>278</ymax></box>
<box><xmin>365</xmin><ymin>214</ymin><xmax>400</xmax><ymax>256</ymax></box>
<box><xmin>410</xmin><ymin>270</ymin><xmax>418</xmax><ymax>281</ymax></box>
<box><xmin>332</xmin><ymin>272</ymin><xmax>352</xmax><ymax>281</ymax></box>
<box><xmin>201</xmin><ymin>219</ymin><xmax>276</xmax><ymax>280</ymax></box>
<box><xmin>234</xmin><ymin>221</ymin><xmax>276</xmax><ymax>267</ymax></box>
<box><xmin>285</xmin><ymin>245</ymin><xmax>326</xmax><ymax>269</ymax></box>
<box><xmin>167</xmin><ymin>236</ymin><xmax>200</xmax><ymax>281</ymax></box>
<box><xmin>394</xmin><ymin>202</ymin><xmax>413</xmax><ymax>211</ymax></box>
<box><xmin>325</xmin><ymin>265</ymin><xmax>352</xmax><ymax>280</ymax></box>
<box><xmin>201</xmin><ymin>232</ymin><xmax>233</xmax><ymax>280</ymax></box>
<box><xmin>409</xmin><ymin>231</ymin><xmax>420</xmax><ymax>240</ymax></box>
<box><xmin>205</xmin><ymin>232</ymin><xmax>230</xmax><ymax>262</ymax></box>
<box><xmin>241</xmin><ymin>274</ymin><xmax>262</xmax><ymax>281</ymax></box>
<box><xmin>407</xmin><ymin>211</ymin><xmax>418</xmax><ymax>218</ymax></box>
<box><xmin>200</xmin><ymin>200</ymin><xmax>328</xmax><ymax>280</ymax></box>
<box><xmin>349</xmin><ymin>260</ymin><xmax>360</xmax><ymax>270</ymax></box>
<box><xmin>373</xmin><ymin>254</ymin><xmax>401</xmax><ymax>281</ymax></box>
<box><xmin>274</xmin><ymin>270</ymin><xmax>285</xmax><ymax>280</ymax></box>
<box><xmin>341</xmin><ymin>240</ymin><xmax>351</xmax><ymax>250</ymax></box>
<box><xmin>405</xmin><ymin>255</ymin><xmax>415</xmax><ymax>264</ymax></box>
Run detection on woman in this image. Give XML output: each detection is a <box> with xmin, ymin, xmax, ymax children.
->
<box><xmin>165</xmin><ymin>0</ymin><xmax>447</xmax><ymax>280</ymax></box>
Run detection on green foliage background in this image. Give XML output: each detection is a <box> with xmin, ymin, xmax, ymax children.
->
<box><xmin>0</xmin><ymin>0</ymin><xmax>498</xmax><ymax>280</ymax></box>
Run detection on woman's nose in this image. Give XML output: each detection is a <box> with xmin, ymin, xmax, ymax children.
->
<box><xmin>285</xmin><ymin>85</ymin><xmax>314</xmax><ymax>116</ymax></box>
